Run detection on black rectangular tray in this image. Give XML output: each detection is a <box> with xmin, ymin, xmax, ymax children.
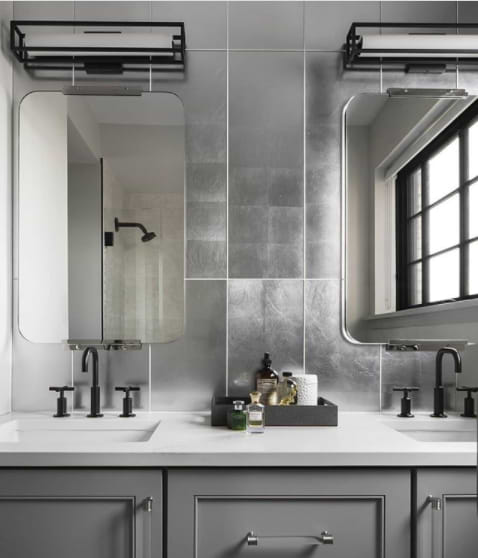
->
<box><xmin>211</xmin><ymin>395</ymin><xmax>338</xmax><ymax>427</ymax></box>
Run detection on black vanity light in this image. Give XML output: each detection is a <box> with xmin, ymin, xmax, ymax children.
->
<box><xmin>344</xmin><ymin>22</ymin><xmax>478</xmax><ymax>73</ymax></box>
<box><xmin>10</xmin><ymin>20</ymin><xmax>186</xmax><ymax>75</ymax></box>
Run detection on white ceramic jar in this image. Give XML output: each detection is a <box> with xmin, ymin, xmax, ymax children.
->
<box><xmin>293</xmin><ymin>373</ymin><xmax>318</xmax><ymax>406</ymax></box>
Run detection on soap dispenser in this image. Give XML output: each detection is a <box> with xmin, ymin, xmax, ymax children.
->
<box><xmin>255</xmin><ymin>352</ymin><xmax>279</xmax><ymax>405</ymax></box>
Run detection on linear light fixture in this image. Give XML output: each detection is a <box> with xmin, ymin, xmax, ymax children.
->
<box><xmin>10</xmin><ymin>20</ymin><xmax>186</xmax><ymax>75</ymax></box>
<box><xmin>344</xmin><ymin>22</ymin><xmax>478</xmax><ymax>72</ymax></box>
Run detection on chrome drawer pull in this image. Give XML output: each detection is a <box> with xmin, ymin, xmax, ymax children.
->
<box><xmin>246</xmin><ymin>531</ymin><xmax>334</xmax><ymax>546</ymax></box>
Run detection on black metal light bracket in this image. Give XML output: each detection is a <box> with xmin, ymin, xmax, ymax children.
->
<box><xmin>344</xmin><ymin>22</ymin><xmax>478</xmax><ymax>72</ymax></box>
<box><xmin>10</xmin><ymin>20</ymin><xmax>186</xmax><ymax>75</ymax></box>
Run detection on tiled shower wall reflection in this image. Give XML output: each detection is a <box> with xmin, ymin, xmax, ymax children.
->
<box><xmin>11</xmin><ymin>1</ymin><xmax>478</xmax><ymax>413</ymax></box>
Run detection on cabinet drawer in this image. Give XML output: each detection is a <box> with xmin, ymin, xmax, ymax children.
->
<box><xmin>197</xmin><ymin>495</ymin><xmax>383</xmax><ymax>557</ymax></box>
<box><xmin>168</xmin><ymin>469</ymin><xmax>410</xmax><ymax>558</ymax></box>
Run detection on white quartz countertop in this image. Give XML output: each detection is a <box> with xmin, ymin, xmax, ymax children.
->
<box><xmin>0</xmin><ymin>411</ymin><xmax>475</xmax><ymax>468</ymax></box>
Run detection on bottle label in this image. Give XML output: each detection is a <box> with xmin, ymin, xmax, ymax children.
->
<box><xmin>248</xmin><ymin>411</ymin><xmax>263</xmax><ymax>422</ymax></box>
<box><xmin>257</xmin><ymin>378</ymin><xmax>277</xmax><ymax>398</ymax></box>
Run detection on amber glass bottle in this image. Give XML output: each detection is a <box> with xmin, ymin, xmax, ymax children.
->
<box><xmin>255</xmin><ymin>352</ymin><xmax>279</xmax><ymax>405</ymax></box>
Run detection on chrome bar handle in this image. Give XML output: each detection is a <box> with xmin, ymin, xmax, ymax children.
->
<box><xmin>246</xmin><ymin>530</ymin><xmax>334</xmax><ymax>546</ymax></box>
<box><xmin>426</xmin><ymin>495</ymin><xmax>442</xmax><ymax>511</ymax></box>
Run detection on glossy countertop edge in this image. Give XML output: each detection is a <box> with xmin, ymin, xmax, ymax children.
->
<box><xmin>0</xmin><ymin>411</ymin><xmax>475</xmax><ymax>468</ymax></box>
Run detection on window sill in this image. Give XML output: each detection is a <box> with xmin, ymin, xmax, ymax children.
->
<box><xmin>367</xmin><ymin>297</ymin><xmax>478</xmax><ymax>322</ymax></box>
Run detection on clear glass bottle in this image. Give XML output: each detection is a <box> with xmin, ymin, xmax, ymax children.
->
<box><xmin>228</xmin><ymin>400</ymin><xmax>247</xmax><ymax>431</ymax></box>
<box><xmin>247</xmin><ymin>391</ymin><xmax>265</xmax><ymax>433</ymax></box>
<box><xmin>255</xmin><ymin>352</ymin><xmax>279</xmax><ymax>405</ymax></box>
<box><xmin>279</xmin><ymin>371</ymin><xmax>297</xmax><ymax>405</ymax></box>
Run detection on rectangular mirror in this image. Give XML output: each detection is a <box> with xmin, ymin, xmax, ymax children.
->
<box><xmin>18</xmin><ymin>91</ymin><xmax>185</xmax><ymax>344</ymax></box>
<box><xmin>345</xmin><ymin>93</ymin><xmax>478</xmax><ymax>345</ymax></box>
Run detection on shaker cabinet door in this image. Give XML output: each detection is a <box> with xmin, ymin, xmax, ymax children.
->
<box><xmin>0</xmin><ymin>469</ymin><xmax>162</xmax><ymax>558</ymax></box>
<box><xmin>168</xmin><ymin>469</ymin><xmax>410</xmax><ymax>558</ymax></box>
<box><xmin>416</xmin><ymin>468</ymin><xmax>477</xmax><ymax>558</ymax></box>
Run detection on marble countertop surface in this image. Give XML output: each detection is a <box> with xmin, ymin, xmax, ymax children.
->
<box><xmin>0</xmin><ymin>411</ymin><xmax>475</xmax><ymax>467</ymax></box>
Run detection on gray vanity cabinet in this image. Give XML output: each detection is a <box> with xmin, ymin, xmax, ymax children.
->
<box><xmin>168</xmin><ymin>469</ymin><xmax>410</xmax><ymax>558</ymax></box>
<box><xmin>416</xmin><ymin>468</ymin><xmax>477</xmax><ymax>558</ymax></box>
<box><xmin>0</xmin><ymin>469</ymin><xmax>162</xmax><ymax>558</ymax></box>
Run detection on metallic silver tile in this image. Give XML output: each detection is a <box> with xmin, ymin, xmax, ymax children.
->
<box><xmin>230</xmin><ymin>52</ymin><xmax>304</xmax><ymax>278</ymax></box>
<box><xmin>305</xmin><ymin>2</ymin><xmax>380</xmax><ymax>51</ymax></box>
<box><xmin>152</xmin><ymin>1</ymin><xmax>227</xmax><ymax>49</ymax></box>
<box><xmin>187</xmin><ymin>240</ymin><xmax>227</xmax><ymax>278</ymax></box>
<box><xmin>268</xmin><ymin>207</ymin><xmax>303</xmax><ymax>245</ymax></box>
<box><xmin>268</xmin><ymin>168</ymin><xmax>304</xmax><ymax>207</ymax></box>
<box><xmin>229</xmin><ymin>1</ymin><xmax>303</xmax><ymax>50</ymax></box>
<box><xmin>228</xmin><ymin>243</ymin><xmax>268</xmax><ymax>278</ymax></box>
<box><xmin>382</xmin><ymin>71</ymin><xmax>458</xmax><ymax>91</ymax></box>
<box><xmin>228</xmin><ymin>280</ymin><xmax>304</xmax><ymax>395</ymax></box>
<box><xmin>151</xmin><ymin>280</ymin><xmax>226</xmax><ymax>411</ymax></box>
<box><xmin>186</xmin><ymin>163</ymin><xmax>226</xmax><ymax>203</ymax></box>
<box><xmin>74</xmin><ymin>1</ymin><xmax>150</xmax><ymax>20</ymax></box>
<box><xmin>268</xmin><ymin>245</ymin><xmax>303</xmax><ymax>278</ymax></box>
<box><xmin>306</xmin><ymin>53</ymin><xmax>379</xmax><ymax>279</ymax></box>
<box><xmin>381</xmin><ymin>1</ymin><xmax>457</xmax><ymax>23</ymax></box>
<box><xmin>187</xmin><ymin>202</ymin><xmax>226</xmax><ymax>241</ymax></box>
<box><xmin>229</xmin><ymin>206</ymin><xmax>269</xmax><ymax>244</ymax></box>
<box><xmin>230</xmin><ymin>167</ymin><xmax>269</xmax><ymax>206</ymax></box>
<box><xmin>305</xmin><ymin>280</ymin><xmax>380</xmax><ymax>411</ymax></box>
<box><xmin>72</xmin><ymin>346</ymin><xmax>149</xmax><ymax>412</ymax></box>
<box><xmin>13</xmin><ymin>1</ymin><xmax>73</xmax><ymax>18</ymax></box>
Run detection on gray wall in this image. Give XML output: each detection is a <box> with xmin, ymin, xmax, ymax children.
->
<box><xmin>0</xmin><ymin>2</ymin><xmax>13</xmax><ymax>415</ymax></box>
<box><xmin>9</xmin><ymin>1</ymin><xmax>478</xmax><ymax>414</ymax></box>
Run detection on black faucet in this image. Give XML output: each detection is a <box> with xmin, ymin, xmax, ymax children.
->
<box><xmin>431</xmin><ymin>347</ymin><xmax>462</xmax><ymax>418</ymax></box>
<box><xmin>81</xmin><ymin>347</ymin><xmax>103</xmax><ymax>418</ymax></box>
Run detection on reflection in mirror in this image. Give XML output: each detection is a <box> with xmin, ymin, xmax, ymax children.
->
<box><xmin>19</xmin><ymin>92</ymin><xmax>185</xmax><ymax>344</ymax></box>
<box><xmin>345</xmin><ymin>93</ymin><xmax>478</xmax><ymax>344</ymax></box>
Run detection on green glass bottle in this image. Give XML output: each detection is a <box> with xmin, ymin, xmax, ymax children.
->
<box><xmin>228</xmin><ymin>400</ymin><xmax>247</xmax><ymax>431</ymax></box>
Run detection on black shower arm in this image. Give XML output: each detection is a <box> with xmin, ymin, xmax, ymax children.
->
<box><xmin>115</xmin><ymin>218</ymin><xmax>148</xmax><ymax>235</ymax></box>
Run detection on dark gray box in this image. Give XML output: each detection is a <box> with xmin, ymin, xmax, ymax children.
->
<box><xmin>211</xmin><ymin>396</ymin><xmax>338</xmax><ymax>427</ymax></box>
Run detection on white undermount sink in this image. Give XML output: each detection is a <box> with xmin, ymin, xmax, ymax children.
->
<box><xmin>0</xmin><ymin>418</ymin><xmax>161</xmax><ymax>444</ymax></box>
<box><xmin>384</xmin><ymin>419</ymin><xmax>477</xmax><ymax>443</ymax></box>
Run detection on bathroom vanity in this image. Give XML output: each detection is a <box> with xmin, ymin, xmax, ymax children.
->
<box><xmin>0</xmin><ymin>412</ymin><xmax>475</xmax><ymax>558</ymax></box>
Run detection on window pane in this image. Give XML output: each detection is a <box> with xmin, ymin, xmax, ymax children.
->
<box><xmin>428</xmin><ymin>137</ymin><xmax>459</xmax><ymax>205</ymax></box>
<box><xmin>409</xmin><ymin>262</ymin><xmax>422</xmax><ymax>306</ymax></box>
<box><xmin>407</xmin><ymin>169</ymin><xmax>422</xmax><ymax>216</ymax></box>
<box><xmin>468</xmin><ymin>120</ymin><xmax>478</xmax><ymax>180</ymax></box>
<box><xmin>409</xmin><ymin>216</ymin><xmax>422</xmax><ymax>261</ymax></box>
<box><xmin>469</xmin><ymin>241</ymin><xmax>478</xmax><ymax>295</ymax></box>
<box><xmin>469</xmin><ymin>182</ymin><xmax>478</xmax><ymax>239</ymax></box>
<box><xmin>429</xmin><ymin>249</ymin><xmax>460</xmax><ymax>302</ymax></box>
<box><xmin>428</xmin><ymin>194</ymin><xmax>460</xmax><ymax>254</ymax></box>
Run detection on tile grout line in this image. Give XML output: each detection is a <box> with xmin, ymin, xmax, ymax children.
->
<box><xmin>225</xmin><ymin>0</ymin><xmax>230</xmax><ymax>397</ymax></box>
<box><xmin>302</xmin><ymin>1</ymin><xmax>307</xmax><ymax>374</ymax></box>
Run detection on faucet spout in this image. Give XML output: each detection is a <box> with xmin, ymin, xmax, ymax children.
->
<box><xmin>432</xmin><ymin>347</ymin><xmax>462</xmax><ymax>418</ymax></box>
<box><xmin>81</xmin><ymin>346</ymin><xmax>103</xmax><ymax>418</ymax></box>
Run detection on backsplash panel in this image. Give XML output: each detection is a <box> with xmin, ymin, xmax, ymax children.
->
<box><xmin>9</xmin><ymin>1</ymin><xmax>478</xmax><ymax>413</ymax></box>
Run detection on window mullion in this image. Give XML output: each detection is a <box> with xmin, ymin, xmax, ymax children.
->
<box><xmin>461</xmin><ymin>128</ymin><xmax>469</xmax><ymax>297</ymax></box>
<box><xmin>422</xmin><ymin>163</ymin><xmax>429</xmax><ymax>304</ymax></box>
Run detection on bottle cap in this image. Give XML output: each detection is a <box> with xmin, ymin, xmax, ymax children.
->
<box><xmin>233</xmin><ymin>400</ymin><xmax>244</xmax><ymax>410</ymax></box>
<box><xmin>263</xmin><ymin>352</ymin><xmax>272</xmax><ymax>367</ymax></box>
<box><xmin>249</xmin><ymin>391</ymin><xmax>261</xmax><ymax>404</ymax></box>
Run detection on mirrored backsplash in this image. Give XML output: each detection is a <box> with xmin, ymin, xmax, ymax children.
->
<box><xmin>9</xmin><ymin>0</ymin><xmax>478</xmax><ymax>414</ymax></box>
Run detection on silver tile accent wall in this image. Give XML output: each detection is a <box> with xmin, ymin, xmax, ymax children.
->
<box><xmin>10</xmin><ymin>1</ymin><xmax>478</xmax><ymax>413</ymax></box>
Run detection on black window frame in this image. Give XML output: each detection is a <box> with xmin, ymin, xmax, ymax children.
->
<box><xmin>396</xmin><ymin>100</ymin><xmax>478</xmax><ymax>311</ymax></box>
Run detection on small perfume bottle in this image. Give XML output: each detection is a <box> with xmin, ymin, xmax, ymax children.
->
<box><xmin>247</xmin><ymin>391</ymin><xmax>265</xmax><ymax>433</ymax></box>
<box><xmin>228</xmin><ymin>400</ymin><xmax>247</xmax><ymax>431</ymax></box>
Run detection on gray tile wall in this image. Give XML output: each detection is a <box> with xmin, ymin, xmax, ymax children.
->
<box><xmin>10</xmin><ymin>1</ymin><xmax>478</xmax><ymax>414</ymax></box>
